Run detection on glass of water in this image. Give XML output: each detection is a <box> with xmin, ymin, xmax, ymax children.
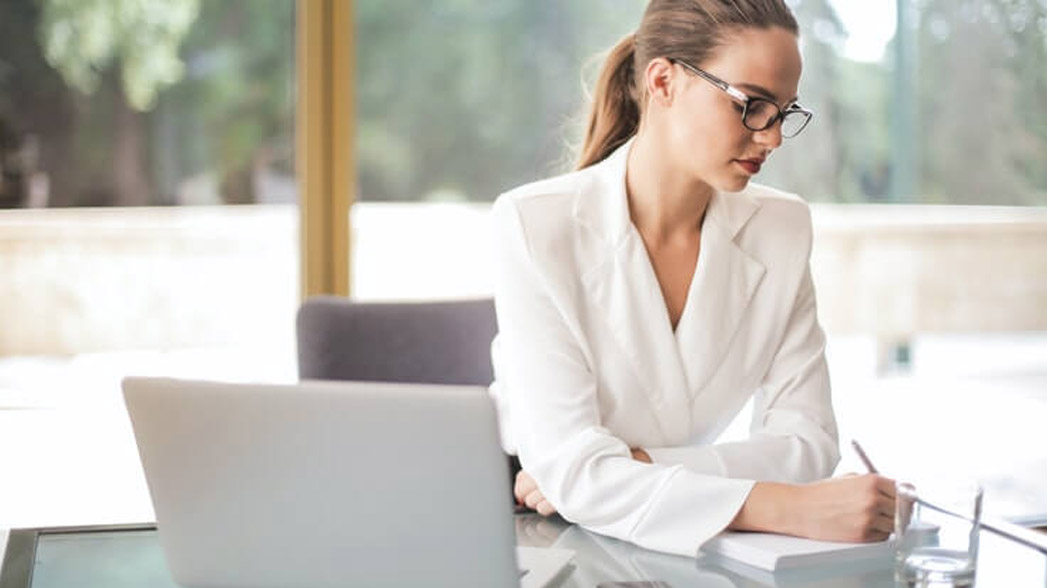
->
<box><xmin>895</xmin><ymin>478</ymin><xmax>984</xmax><ymax>587</ymax></box>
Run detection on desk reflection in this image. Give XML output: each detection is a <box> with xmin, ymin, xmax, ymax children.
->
<box><xmin>515</xmin><ymin>514</ymin><xmax>897</xmax><ymax>588</ymax></box>
<box><xmin>517</xmin><ymin>513</ymin><xmax>736</xmax><ymax>587</ymax></box>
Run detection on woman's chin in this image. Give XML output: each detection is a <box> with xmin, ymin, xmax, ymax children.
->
<box><xmin>719</xmin><ymin>175</ymin><xmax>752</xmax><ymax>194</ymax></box>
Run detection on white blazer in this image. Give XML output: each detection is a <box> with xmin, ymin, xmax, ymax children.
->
<box><xmin>489</xmin><ymin>139</ymin><xmax>839</xmax><ymax>557</ymax></box>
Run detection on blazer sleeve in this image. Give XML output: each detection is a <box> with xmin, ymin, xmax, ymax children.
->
<box><xmin>491</xmin><ymin>196</ymin><xmax>754</xmax><ymax>557</ymax></box>
<box><xmin>645</xmin><ymin>209</ymin><xmax>840</xmax><ymax>483</ymax></box>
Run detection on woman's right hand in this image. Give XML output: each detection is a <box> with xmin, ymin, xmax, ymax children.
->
<box><xmin>790</xmin><ymin>474</ymin><xmax>897</xmax><ymax>542</ymax></box>
<box><xmin>732</xmin><ymin>474</ymin><xmax>896</xmax><ymax>542</ymax></box>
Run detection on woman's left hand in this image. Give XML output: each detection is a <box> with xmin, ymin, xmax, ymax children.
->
<box><xmin>515</xmin><ymin>447</ymin><xmax>651</xmax><ymax>516</ymax></box>
<box><xmin>514</xmin><ymin>470</ymin><xmax>557</xmax><ymax>516</ymax></box>
<box><xmin>630</xmin><ymin>447</ymin><xmax>652</xmax><ymax>463</ymax></box>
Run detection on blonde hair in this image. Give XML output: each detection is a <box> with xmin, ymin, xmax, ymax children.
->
<box><xmin>576</xmin><ymin>0</ymin><xmax>799</xmax><ymax>169</ymax></box>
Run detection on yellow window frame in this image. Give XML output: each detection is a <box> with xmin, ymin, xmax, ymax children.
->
<box><xmin>297</xmin><ymin>0</ymin><xmax>354</xmax><ymax>298</ymax></box>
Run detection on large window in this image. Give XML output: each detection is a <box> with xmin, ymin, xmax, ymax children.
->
<box><xmin>763</xmin><ymin>0</ymin><xmax>1047</xmax><ymax>205</ymax></box>
<box><xmin>0</xmin><ymin>0</ymin><xmax>297</xmax><ymax>360</ymax></box>
<box><xmin>0</xmin><ymin>0</ymin><xmax>295</xmax><ymax>208</ymax></box>
<box><xmin>354</xmin><ymin>0</ymin><xmax>1047</xmax><ymax>206</ymax></box>
<box><xmin>0</xmin><ymin>0</ymin><xmax>297</xmax><ymax>527</ymax></box>
<box><xmin>355</xmin><ymin>1</ymin><xmax>644</xmax><ymax>203</ymax></box>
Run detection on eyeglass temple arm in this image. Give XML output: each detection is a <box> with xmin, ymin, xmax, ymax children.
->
<box><xmin>668</xmin><ymin>58</ymin><xmax>749</xmax><ymax>103</ymax></box>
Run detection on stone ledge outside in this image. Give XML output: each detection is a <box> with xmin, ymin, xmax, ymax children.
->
<box><xmin>0</xmin><ymin>203</ymin><xmax>1044</xmax><ymax>356</ymax></box>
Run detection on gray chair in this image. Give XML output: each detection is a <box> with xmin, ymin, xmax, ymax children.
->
<box><xmin>295</xmin><ymin>295</ymin><xmax>525</xmax><ymax>500</ymax></box>
<box><xmin>296</xmin><ymin>296</ymin><xmax>498</xmax><ymax>385</ymax></box>
<box><xmin>296</xmin><ymin>295</ymin><xmax>534</xmax><ymax>508</ymax></box>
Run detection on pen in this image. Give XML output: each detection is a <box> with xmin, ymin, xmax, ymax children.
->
<box><xmin>898</xmin><ymin>484</ymin><xmax>1047</xmax><ymax>554</ymax></box>
<box><xmin>853</xmin><ymin>439</ymin><xmax>1047</xmax><ymax>554</ymax></box>
<box><xmin>850</xmin><ymin>439</ymin><xmax>879</xmax><ymax>474</ymax></box>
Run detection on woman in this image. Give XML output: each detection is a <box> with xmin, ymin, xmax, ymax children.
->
<box><xmin>489</xmin><ymin>0</ymin><xmax>896</xmax><ymax>557</ymax></box>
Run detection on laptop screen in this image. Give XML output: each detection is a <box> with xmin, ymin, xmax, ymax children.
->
<box><xmin>3</xmin><ymin>526</ymin><xmax>177</xmax><ymax>588</ymax></box>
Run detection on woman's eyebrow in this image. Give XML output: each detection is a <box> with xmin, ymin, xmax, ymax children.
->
<box><xmin>736</xmin><ymin>82</ymin><xmax>798</xmax><ymax>104</ymax></box>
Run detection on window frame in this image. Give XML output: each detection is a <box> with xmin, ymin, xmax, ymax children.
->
<box><xmin>297</xmin><ymin>0</ymin><xmax>354</xmax><ymax>298</ymax></box>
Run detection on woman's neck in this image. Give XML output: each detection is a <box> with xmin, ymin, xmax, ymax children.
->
<box><xmin>625</xmin><ymin>131</ymin><xmax>713</xmax><ymax>245</ymax></box>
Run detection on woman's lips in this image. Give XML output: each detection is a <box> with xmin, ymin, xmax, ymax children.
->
<box><xmin>735</xmin><ymin>159</ymin><xmax>763</xmax><ymax>174</ymax></box>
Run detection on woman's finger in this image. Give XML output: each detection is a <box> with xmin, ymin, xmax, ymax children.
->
<box><xmin>872</xmin><ymin>512</ymin><xmax>895</xmax><ymax>535</ymax></box>
<box><xmin>866</xmin><ymin>529</ymin><xmax>892</xmax><ymax>542</ymax></box>
<box><xmin>876</xmin><ymin>493</ymin><xmax>896</xmax><ymax>516</ymax></box>
<box><xmin>524</xmin><ymin>489</ymin><xmax>546</xmax><ymax>510</ymax></box>
<box><xmin>514</xmin><ymin>471</ymin><xmax>536</xmax><ymax>503</ymax></box>
<box><xmin>875</xmin><ymin>476</ymin><xmax>898</xmax><ymax>499</ymax></box>
<box><xmin>535</xmin><ymin>500</ymin><xmax>556</xmax><ymax>516</ymax></box>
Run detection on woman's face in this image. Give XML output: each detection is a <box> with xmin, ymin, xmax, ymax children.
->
<box><xmin>661</xmin><ymin>26</ymin><xmax>803</xmax><ymax>193</ymax></box>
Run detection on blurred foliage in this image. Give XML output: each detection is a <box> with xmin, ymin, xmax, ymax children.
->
<box><xmin>37</xmin><ymin>0</ymin><xmax>200</xmax><ymax>111</ymax></box>
<box><xmin>2</xmin><ymin>0</ymin><xmax>1045</xmax><ymax>206</ymax></box>
<box><xmin>0</xmin><ymin>0</ymin><xmax>292</xmax><ymax>206</ymax></box>
<box><xmin>357</xmin><ymin>0</ymin><xmax>1047</xmax><ymax>205</ymax></box>
<box><xmin>914</xmin><ymin>0</ymin><xmax>1047</xmax><ymax>204</ymax></box>
<box><xmin>763</xmin><ymin>0</ymin><xmax>1047</xmax><ymax>205</ymax></box>
<box><xmin>760</xmin><ymin>0</ymin><xmax>857</xmax><ymax>201</ymax></box>
<box><xmin>355</xmin><ymin>0</ymin><xmax>645</xmax><ymax>202</ymax></box>
<box><xmin>153</xmin><ymin>0</ymin><xmax>295</xmax><ymax>204</ymax></box>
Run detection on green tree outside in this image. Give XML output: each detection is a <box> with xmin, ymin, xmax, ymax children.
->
<box><xmin>1</xmin><ymin>0</ymin><xmax>1044</xmax><ymax>207</ymax></box>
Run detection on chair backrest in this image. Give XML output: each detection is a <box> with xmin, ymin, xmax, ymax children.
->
<box><xmin>296</xmin><ymin>296</ymin><xmax>498</xmax><ymax>386</ymax></box>
<box><xmin>296</xmin><ymin>296</ymin><xmax>523</xmax><ymax>501</ymax></box>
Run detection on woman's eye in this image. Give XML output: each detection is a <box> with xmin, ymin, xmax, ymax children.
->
<box><xmin>731</xmin><ymin>103</ymin><xmax>745</xmax><ymax>113</ymax></box>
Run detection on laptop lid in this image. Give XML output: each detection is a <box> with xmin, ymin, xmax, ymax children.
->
<box><xmin>122</xmin><ymin>377</ymin><xmax>519</xmax><ymax>588</ymax></box>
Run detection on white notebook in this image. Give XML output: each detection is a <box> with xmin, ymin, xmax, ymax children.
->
<box><xmin>700</xmin><ymin>531</ymin><xmax>894</xmax><ymax>571</ymax></box>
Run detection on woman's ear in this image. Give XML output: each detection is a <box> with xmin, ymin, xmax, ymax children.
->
<box><xmin>644</xmin><ymin>57</ymin><xmax>677</xmax><ymax>108</ymax></box>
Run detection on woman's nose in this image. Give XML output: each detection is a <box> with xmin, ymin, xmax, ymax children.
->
<box><xmin>754</xmin><ymin>119</ymin><xmax>784</xmax><ymax>149</ymax></box>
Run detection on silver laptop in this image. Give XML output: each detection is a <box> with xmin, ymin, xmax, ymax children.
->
<box><xmin>122</xmin><ymin>377</ymin><xmax>571</xmax><ymax>588</ymax></box>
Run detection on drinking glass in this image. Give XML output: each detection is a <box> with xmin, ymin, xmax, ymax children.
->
<box><xmin>895</xmin><ymin>479</ymin><xmax>983</xmax><ymax>587</ymax></box>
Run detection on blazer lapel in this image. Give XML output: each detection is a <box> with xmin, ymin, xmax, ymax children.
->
<box><xmin>675</xmin><ymin>191</ymin><xmax>766</xmax><ymax>400</ymax></box>
<box><xmin>574</xmin><ymin>142</ymin><xmax>692</xmax><ymax>442</ymax></box>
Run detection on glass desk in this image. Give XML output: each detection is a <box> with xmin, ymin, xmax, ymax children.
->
<box><xmin>2</xmin><ymin>516</ymin><xmax>1045</xmax><ymax>588</ymax></box>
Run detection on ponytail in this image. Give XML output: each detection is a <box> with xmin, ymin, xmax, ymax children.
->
<box><xmin>576</xmin><ymin>33</ymin><xmax>641</xmax><ymax>170</ymax></box>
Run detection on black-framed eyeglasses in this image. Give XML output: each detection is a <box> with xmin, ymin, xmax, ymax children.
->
<box><xmin>667</xmin><ymin>58</ymin><xmax>813</xmax><ymax>139</ymax></box>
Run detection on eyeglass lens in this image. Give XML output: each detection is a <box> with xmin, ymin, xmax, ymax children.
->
<box><xmin>743</xmin><ymin>99</ymin><xmax>809</xmax><ymax>137</ymax></box>
<box><xmin>743</xmin><ymin>100</ymin><xmax>779</xmax><ymax>130</ymax></box>
<box><xmin>780</xmin><ymin>113</ymin><xmax>809</xmax><ymax>138</ymax></box>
